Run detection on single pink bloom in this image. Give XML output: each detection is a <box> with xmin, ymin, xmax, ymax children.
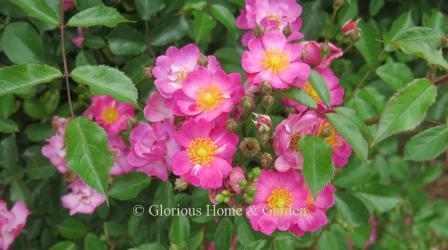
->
<box><xmin>127</xmin><ymin>122</ymin><xmax>179</xmax><ymax>181</ymax></box>
<box><xmin>61</xmin><ymin>179</ymin><xmax>105</xmax><ymax>216</ymax></box>
<box><xmin>236</xmin><ymin>0</ymin><xmax>303</xmax><ymax>46</ymax></box>
<box><xmin>71</xmin><ymin>27</ymin><xmax>84</xmax><ymax>48</ymax></box>
<box><xmin>42</xmin><ymin>117</ymin><xmax>69</xmax><ymax>173</ymax></box>
<box><xmin>273</xmin><ymin>111</ymin><xmax>352</xmax><ymax>172</ymax></box>
<box><xmin>242</xmin><ymin>31</ymin><xmax>310</xmax><ymax>89</ymax></box>
<box><xmin>0</xmin><ymin>200</ymin><xmax>30</xmax><ymax>250</ymax></box>
<box><xmin>245</xmin><ymin>169</ymin><xmax>307</xmax><ymax>236</ymax></box>
<box><xmin>296</xmin><ymin>174</ymin><xmax>336</xmax><ymax>232</ymax></box>
<box><xmin>172</xmin><ymin>119</ymin><xmax>238</xmax><ymax>189</ymax></box>
<box><xmin>152</xmin><ymin>44</ymin><xmax>222</xmax><ymax>98</ymax></box>
<box><xmin>173</xmin><ymin>67</ymin><xmax>243</xmax><ymax>121</ymax></box>
<box><xmin>63</xmin><ymin>0</ymin><xmax>75</xmax><ymax>11</ymax></box>
<box><xmin>90</xmin><ymin>95</ymin><xmax>135</xmax><ymax>136</ymax></box>
<box><xmin>299</xmin><ymin>41</ymin><xmax>343</xmax><ymax>69</ymax></box>
<box><xmin>282</xmin><ymin>67</ymin><xmax>344</xmax><ymax>112</ymax></box>
<box><xmin>144</xmin><ymin>92</ymin><xmax>174</xmax><ymax>122</ymax></box>
<box><xmin>228</xmin><ymin>167</ymin><xmax>245</xmax><ymax>194</ymax></box>
<box><xmin>109</xmin><ymin>135</ymin><xmax>133</xmax><ymax>176</ymax></box>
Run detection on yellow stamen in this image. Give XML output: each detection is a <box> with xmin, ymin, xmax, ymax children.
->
<box><xmin>317</xmin><ymin>121</ymin><xmax>341</xmax><ymax>147</ymax></box>
<box><xmin>261</xmin><ymin>49</ymin><xmax>289</xmax><ymax>73</ymax></box>
<box><xmin>101</xmin><ymin>106</ymin><xmax>120</xmax><ymax>124</ymax></box>
<box><xmin>176</xmin><ymin>71</ymin><xmax>188</xmax><ymax>82</ymax></box>
<box><xmin>196</xmin><ymin>85</ymin><xmax>224</xmax><ymax>110</ymax></box>
<box><xmin>267</xmin><ymin>187</ymin><xmax>293</xmax><ymax>215</ymax></box>
<box><xmin>186</xmin><ymin>137</ymin><xmax>218</xmax><ymax>165</ymax></box>
<box><xmin>290</xmin><ymin>133</ymin><xmax>301</xmax><ymax>151</ymax></box>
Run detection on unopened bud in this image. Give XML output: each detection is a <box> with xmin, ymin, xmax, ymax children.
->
<box><xmin>174</xmin><ymin>178</ymin><xmax>188</xmax><ymax>191</ymax></box>
<box><xmin>225</xmin><ymin>118</ymin><xmax>237</xmax><ymax>131</ymax></box>
<box><xmin>301</xmin><ymin>41</ymin><xmax>322</xmax><ymax>66</ymax></box>
<box><xmin>198</xmin><ymin>53</ymin><xmax>208</xmax><ymax>66</ymax></box>
<box><xmin>342</xmin><ymin>19</ymin><xmax>361</xmax><ymax>42</ymax></box>
<box><xmin>259</xmin><ymin>153</ymin><xmax>273</xmax><ymax>168</ymax></box>
<box><xmin>260</xmin><ymin>81</ymin><xmax>272</xmax><ymax>94</ymax></box>
<box><xmin>239</xmin><ymin>138</ymin><xmax>260</xmax><ymax>157</ymax></box>
<box><xmin>143</xmin><ymin>66</ymin><xmax>153</xmax><ymax>79</ymax></box>
<box><xmin>262</xmin><ymin>95</ymin><xmax>274</xmax><ymax>107</ymax></box>
<box><xmin>282</xmin><ymin>23</ymin><xmax>292</xmax><ymax>37</ymax></box>
<box><xmin>252</xmin><ymin>113</ymin><xmax>272</xmax><ymax>134</ymax></box>
<box><xmin>321</xmin><ymin>42</ymin><xmax>330</xmax><ymax>60</ymax></box>
<box><xmin>254</xmin><ymin>25</ymin><xmax>264</xmax><ymax>38</ymax></box>
<box><xmin>333</xmin><ymin>0</ymin><xmax>344</xmax><ymax>9</ymax></box>
<box><xmin>241</xmin><ymin>96</ymin><xmax>253</xmax><ymax>113</ymax></box>
<box><xmin>63</xmin><ymin>170</ymin><xmax>78</xmax><ymax>182</ymax></box>
<box><xmin>229</xmin><ymin>167</ymin><xmax>245</xmax><ymax>194</ymax></box>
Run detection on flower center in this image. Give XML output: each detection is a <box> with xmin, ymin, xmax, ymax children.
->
<box><xmin>196</xmin><ymin>85</ymin><xmax>224</xmax><ymax>110</ymax></box>
<box><xmin>303</xmin><ymin>82</ymin><xmax>321</xmax><ymax>103</ymax></box>
<box><xmin>186</xmin><ymin>137</ymin><xmax>218</xmax><ymax>165</ymax></box>
<box><xmin>261</xmin><ymin>49</ymin><xmax>289</xmax><ymax>73</ymax></box>
<box><xmin>317</xmin><ymin>121</ymin><xmax>341</xmax><ymax>147</ymax></box>
<box><xmin>267</xmin><ymin>15</ymin><xmax>281</xmax><ymax>27</ymax></box>
<box><xmin>290</xmin><ymin>133</ymin><xmax>301</xmax><ymax>151</ymax></box>
<box><xmin>176</xmin><ymin>70</ymin><xmax>188</xmax><ymax>83</ymax></box>
<box><xmin>267</xmin><ymin>187</ymin><xmax>293</xmax><ymax>215</ymax></box>
<box><xmin>101</xmin><ymin>106</ymin><xmax>120</xmax><ymax>124</ymax></box>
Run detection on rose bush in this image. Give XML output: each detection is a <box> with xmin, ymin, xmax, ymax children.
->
<box><xmin>0</xmin><ymin>0</ymin><xmax>448</xmax><ymax>249</ymax></box>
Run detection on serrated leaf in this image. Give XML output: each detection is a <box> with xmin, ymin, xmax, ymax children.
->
<box><xmin>71</xmin><ymin>65</ymin><xmax>138</xmax><ymax>105</ymax></box>
<box><xmin>327</xmin><ymin>113</ymin><xmax>369</xmax><ymax>164</ymax></box>
<box><xmin>355</xmin><ymin>21</ymin><xmax>382</xmax><ymax>66</ymax></box>
<box><xmin>299</xmin><ymin>135</ymin><xmax>334</xmax><ymax>197</ymax></box>
<box><xmin>279</xmin><ymin>88</ymin><xmax>317</xmax><ymax>109</ymax></box>
<box><xmin>193</xmin><ymin>11</ymin><xmax>216</xmax><ymax>43</ymax></box>
<box><xmin>372</xmin><ymin>79</ymin><xmax>437</xmax><ymax>145</ymax></box>
<box><xmin>67</xmin><ymin>6</ymin><xmax>129</xmax><ymax>28</ymax></box>
<box><xmin>0</xmin><ymin>64</ymin><xmax>62</xmax><ymax>96</ymax></box>
<box><xmin>390</xmin><ymin>41</ymin><xmax>448</xmax><ymax>70</ymax></box>
<box><xmin>404</xmin><ymin>125</ymin><xmax>448</xmax><ymax>161</ymax></box>
<box><xmin>151</xmin><ymin>16</ymin><xmax>189</xmax><ymax>46</ymax></box>
<box><xmin>169</xmin><ymin>216</ymin><xmax>190</xmax><ymax>248</ymax></box>
<box><xmin>210</xmin><ymin>4</ymin><xmax>238</xmax><ymax>40</ymax></box>
<box><xmin>214</xmin><ymin>218</ymin><xmax>233</xmax><ymax>250</ymax></box>
<box><xmin>355</xmin><ymin>184</ymin><xmax>401</xmax><ymax>212</ymax></box>
<box><xmin>334</xmin><ymin>107</ymin><xmax>373</xmax><ymax>141</ymax></box>
<box><xmin>393</xmin><ymin>26</ymin><xmax>443</xmax><ymax>49</ymax></box>
<box><xmin>11</xmin><ymin>0</ymin><xmax>58</xmax><ymax>26</ymax></box>
<box><xmin>384</xmin><ymin>11</ymin><xmax>414</xmax><ymax>52</ymax></box>
<box><xmin>423</xmin><ymin>10</ymin><xmax>447</xmax><ymax>35</ymax></box>
<box><xmin>309</xmin><ymin>70</ymin><xmax>331</xmax><ymax>105</ymax></box>
<box><xmin>376</xmin><ymin>62</ymin><xmax>413</xmax><ymax>90</ymax></box>
<box><xmin>65</xmin><ymin>117</ymin><xmax>113</xmax><ymax>198</ymax></box>
<box><xmin>109</xmin><ymin>172</ymin><xmax>151</xmax><ymax>200</ymax></box>
<box><xmin>1</xmin><ymin>22</ymin><xmax>44</xmax><ymax>64</ymax></box>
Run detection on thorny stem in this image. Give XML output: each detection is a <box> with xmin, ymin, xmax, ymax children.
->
<box><xmin>60</xmin><ymin>0</ymin><xmax>75</xmax><ymax>118</ymax></box>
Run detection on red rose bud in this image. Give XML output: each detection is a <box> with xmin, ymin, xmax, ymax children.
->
<box><xmin>63</xmin><ymin>0</ymin><xmax>75</xmax><ymax>12</ymax></box>
<box><xmin>71</xmin><ymin>27</ymin><xmax>84</xmax><ymax>48</ymax></box>
<box><xmin>342</xmin><ymin>19</ymin><xmax>361</xmax><ymax>41</ymax></box>
<box><xmin>252</xmin><ymin>113</ymin><xmax>272</xmax><ymax>134</ymax></box>
<box><xmin>301</xmin><ymin>41</ymin><xmax>322</xmax><ymax>66</ymax></box>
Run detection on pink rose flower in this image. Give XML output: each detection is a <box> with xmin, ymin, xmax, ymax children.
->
<box><xmin>242</xmin><ymin>32</ymin><xmax>310</xmax><ymax>89</ymax></box>
<box><xmin>172</xmin><ymin>119</ymin><xmax>238</xmax><ymax>189</ymax></box>
<box><xmin>173</xmin><ymin>67</ymin><xmax>242</xmax><ymax>121</ymax></box>
<box><xmin>282</xmin><ymin>68</ymin><xmax>344</xmax><ymax>112</ymax></box>
<box><xmin>108</xmin><ymin>135</ymin><xmax>133</xmax><ymax>176</ymax></box>
<box><xmin>273</xmin><ymin>111</ymin><xmax>352</xmax><ymax>172</ymax></box>
<box><xmin>152</xmin><ymin>44</ymin><xmax>222</xmax><ymax>98</ymax></box>
<box><xmin>144</xmin><ymin>92</ymin><xmax>174</xmax><ymax>122</ymax></box>
<box><xmin>127</xmin><ymin>122</ymin><xmax>179</xmax><ymax>181</ymax></box>
<box><xmin>228</xmin><ymin>167</ymin><xmax>246</xmax><ymax>194</ymax></box>
<box><xmin>90</xmin><ymin>95</ymin><xmax>135</xmax><ymax>136</ymax></box>
<box><xmin>245</xmin><ymin>169</ymin><xmax>307</xmax><ymax>236</ymax></box>
<box><xmin>0</xmin><ymin>200</ymin><xmax>29</xmax><ymax>250</ymax></box>
<box><xmin>236</xmin><ymin>0</ymin><xmax>303</xmax><ymax>46</ymax></box>
<box><xmin>61</xmin><ymin>179</ymin><xmax>105</xmax><ymax>215</ymax></box>
<box><xmin>42</xmin><ymin>117</ymin><xmax>69</xmax><ymax>173</ymax></box>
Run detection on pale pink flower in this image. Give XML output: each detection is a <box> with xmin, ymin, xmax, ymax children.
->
<box><xmin>242</xmin><ymin>32</ymin><xmax>310</xmax><ymax>89</ymax></box>
<box><xmin>172</xmin><ymin>119</ymin><xmax>238</xmax><ymax>189</ymax></box>
<box><xmin>42</xmin><ymin>117</ymin><xmax>69</xmax><ymax>173</ymax></box>
<box><xmin>144</xmin><ymin>92</ymin><xmax>174</xmax><ymax>122</ymax></box>
<box><xmin>109</xmin><ymin>135</ymin><xmax>133</xmax><ymax>176</ymax></box>
<box><xmin>90</xmin><ymin>95</ymin><xmax>135</xmax><ymax>136</ymax></box>
<box><xmin>61</xmin><ymin>179</ymin><xmax>105</xmax><ymax>215</ymax></box>
<box><xmin>0</xmin><ymin>200</ymin><xmax>30</xmax><ymax>250</ymax></box>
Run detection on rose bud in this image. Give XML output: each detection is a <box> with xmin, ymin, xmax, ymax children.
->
<box><xmin>239</xmin><ymin>138</ymin><xmax>260</xmax><ymax>157</ymax></box>
<box><xmin>229</xmin><ymin>167</ymin><xmax>246</xmax><ymax>194</ymax></box>
<box><xmin>63</xmin><ymin>0</ymin><xmax>75</xmax><ymax>12</ymax></box>
<box><xmin>342</xmin><ymin>19</ymin><xmax>361</xmax><ymax>41</ymax></box>
<box><xmin>301</xmin><ymin>41</ymin><xmax>322</xmax><ymax>66</ymax></box>
<box><xmin>71</xmin><ymin>27</ymin><xmax>85</xmax><ymax>48</ymax></box>
<box><xmin>174</xmin><ymin>178</ymin><xmax>188</xmax><ymax>191</ymax></box>
<box><xmin>252</xmin><ymin>113</ymin><xmax>272</xmax><ymax>134</ymax></box>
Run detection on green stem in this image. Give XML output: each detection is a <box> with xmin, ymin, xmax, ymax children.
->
<box><xmin>59</xmin><ymin>0</ymin><xmax>74</xmax><ymax>118</ymax></box>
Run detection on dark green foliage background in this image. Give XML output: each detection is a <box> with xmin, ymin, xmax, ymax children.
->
<box><xmin>0</xmin><ymin>0</ymin><xmax>448</xmax><ymax>249</ymax></box>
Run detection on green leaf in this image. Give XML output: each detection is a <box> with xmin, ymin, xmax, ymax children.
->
<box><xmin>235</xmin><ymin>216</ymin><xmax>255</xmax><ymax>247</ymax></box>
<box><xmin>1</xmin><ymin>22</ymin><xmax>44</xmax><ymax>64</ymax></box>
<box><xmin>23</xmin><ymin>146</ymin><xmax>56</xmax><ymax>179</ymax></box>
<box><xmin>326</xmin><ymin>113</ymin><xmax>369</xmax><ymax>164</ymax></box>
<box><xmin>71</xmin><ymin>65</ymin><xmax>138</xmax><ymax>105</ymax></box>
<box><xmin>393</xmin><ymin>26</ymin><xmax>443</xmax><ymax>49</ymax></box>
<box><xmin>0</xmin><ymin>134</ymin><xmax>18</xmax><ymax>168</ymax></box>
<box><xmin>299</xmin><ymin>135</ymin><xmax>334</xmax><ymax>197</ymax></box>
<box><xmin>50</xmin><ymin>241</ymin><xmax>77</xmax><ymax>250</ymax></box>
<box><xmin>189</xmin><ymin>230</ymin><xmax>204</xmax><ymax>250</ymax></box>
<box><xmin>279</xmin><ymin>88</ymin><xmax>317</xmax><ymax>109</ymax></box>
<box><xmin>57</xmin><ymin>218</ymin><xmax>87</xmax><ymax>240</ymax></box>
<box><xmin>109</xmin><ymin>172</ymin><xmax>151</xmax><ymax>200</ymax></box>
<box><xmin>369</xmin><ymin>0</ymin><xmax>384</xmax><ymax>16</ymax></box>
<box><xmin>376</xmin><ymin>62</ymin><xmax>413</xmax><ymax>90</ymax></box>
<box><xmin>318</xmin><ymin>230</ymin><xmax>349</xmax><ymax>250</ymax></box>
<box><xmin>372</xmin><ymin>79</ymin><xmax>437</xmax><ymax>145</ymax></box>
<box><xmin>107</xmin><ymin>25</ymin><xmax>147</xmax><ymax>56</ymax></box>
<box><xmin>0</xmin><ymin>95</ymin><xmax>15</xmax><ymax>119</ymax></box>
<box><xmin>214</xmin><ymin>218</ymin><xmax>233</xmax><ymax>250</ymax></box>
<box><xmin>65</xmin><ymin>117</ymin><xmax>113</xmax><ymax>197</ymax></box>
<box><xmin>67</xmin><ymin>6</ymin><xmax>129</xmax><ymax>28</ymax></box>
<box><xmin>333</xmin><ymin>107</ymin><xmax>373</xmax><ymax>141</ymax></box>
<box><xmin>355</xmin><ymin>184</ymin><xmax>401</xmax><ymax>212</ymax></box>
<box><xmin>391</xmin><ymin>41</ymin><xmax>448</xmax><ymax>70</ymax></box>
<box><xmin>129</xmin><ymin>243</ymin><xmax>165</xmax><ymax>250</ymax></box>
<box><xmin>355</xmin><ymin>21</ymin><xmax>382</xmax><ymax>66</ymax></box>
<box><xmin>25</xmin><ymin>123</ymin><xmax>52</xmax><ymax>142</ymax></box>
<box><xmin>0</xmin><ymin>118</ymin><xmax>18</xmax><ymax>133</ymax></box>
<box><xmin>183</xmin><ymin>0</ymin><xmax>207</xmax><ymax>11</ymax></box>
<box><xmin>135</xmin><ymin>0</ymin><xmax>165</xmax><ymax>20</ymax></box>
<box><xmin>423</xmin><ymin>10</ymin><xmax>447</xmax><ymax>35</ymax></box>
<box><xmin>404</xmin><ymin>125</ymin><xmax>448</xmax><ymax>161</ymax></box>
<box><xmin>0</xmin><ymin>64</ymin><xmax>62</xmax><ymax>96</ymax></box>
<box><xmin>384</xmin><ymin>11</ymin><xmax>414</xmax><ymax>52</ymax></box>
<box><xmin>154</xmin><ymin>182</ymin><xmax>175</xmax><ymax>208</ymax></box>
<box><xmin>301</xmin><ymin>2</ymin><xmax>327</xmax><ymax>40</ymax></box>
<box><xmin>151</xmin><ymin>16</ymin><xmax>189</xmax><ymax>46</ymax></box>
<box><xmin>11</xmin><ymin>0</ymin><xmax>58</xmax><ymax>26</ymax></box>
<box><xmin>169</xmin><ymin>216</ymin><xmax>190</xmax><ymax>248</ymax></box>
<box><xmin>84</xmin><ymin>233</ymin><xmax>107</xmax><ymax>250</ymax></box>
<box><xmin>193</xmin><ymin>11</ymin><xmax>216</xmax><ymax>43</ymax></box>
<box><xmin>309</xmin><ymin>70</ymin><xmax>331</xmax><ymax>105</ymax></box>
<box><xmin>210</xmin><ymin>4</ymin><xmax>238</xmax><ymax>40</ymax></box>
<box><xmin>335</xmin><ymin>192</ymin><xmax>369</xmax><ymax>227</ymax></box>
